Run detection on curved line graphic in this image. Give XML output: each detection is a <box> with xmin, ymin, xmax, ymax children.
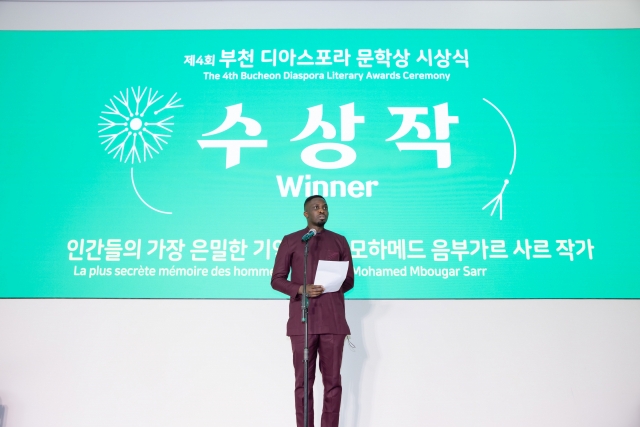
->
<box><xmin>130</xmin><ymin>167</ymin><xmax>172</xmax><ymax>215</ymax></box>
<box><xmin>483</xmin><ymin>98</ymin><xmax>517</xmax><ymax>175</ymax></box>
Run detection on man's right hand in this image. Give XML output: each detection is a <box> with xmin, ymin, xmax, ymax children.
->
<box><xmin>298</xmin><ymin>284</ymin><xmax>324</xmax><ymax>297</ymax></box>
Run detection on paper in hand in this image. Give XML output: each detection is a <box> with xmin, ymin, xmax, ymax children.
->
<box><xmin>315</xmin><ymin>260</ymin><xmax>350</xmax><ymax>293</ymax></box>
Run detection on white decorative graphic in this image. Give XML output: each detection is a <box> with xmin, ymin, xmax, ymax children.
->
<box><xmin>483</xmin><ymin>178</ymin><xmax>509</xmax><ymax>220</ymax></box>
<box><xmin>482</xmin><ymin>98</ymin><xmax>517</xmax><ymax>220</ymax></box>
<box><xmin>99</xmin><ymin>87</ymin><xmax>183</xmax><ymax>163</ymax></box>
<box><xmin>130</xmin><ymin>168</ymin><xmax>172</xmax><ymax>215</ymax></box>
<box><xmin>98</xmin><ymin>87</ymin><xmax>183</xmax><ymax>214</ymax></box>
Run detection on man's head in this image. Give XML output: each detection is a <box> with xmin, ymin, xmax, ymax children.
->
<box><xmin>303</xmin><ymin>195</ymin><xmax>328</xmax><ymax>230</ymax></box>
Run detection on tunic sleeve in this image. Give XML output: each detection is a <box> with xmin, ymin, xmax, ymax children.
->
<box><xmin>271</xmin><ymin>235</ymin><xmax>302</xmax><ymax>299</ymax></box>
<box><xmin>340</xmin><ymin>235</ymin><xmax>355</xmax><ymax>294</ymax></box>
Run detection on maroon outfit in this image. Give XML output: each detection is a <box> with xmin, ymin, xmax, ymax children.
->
<box><xmin>271</xmin><ymin>228</ymin><xmax>354</xmax><ymax>427</ymax></box>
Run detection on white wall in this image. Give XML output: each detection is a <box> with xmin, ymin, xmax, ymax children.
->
<box><xmin>1</xmin><ymin>2</ymin><xmax>640</xmax><ymax>427</ymax></box>
<box><xmin>1</xmin><ymin>1</ymin><xmax>640</xmax><ymax>30</ymax></box>
<box><xmin>1</xmin><ymin>299</ymin><xmax>640</xmax><ymax>427</ymax></box>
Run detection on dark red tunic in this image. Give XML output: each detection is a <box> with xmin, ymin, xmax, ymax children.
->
<box><xmin>271</xmin><ymin>228</ymin><xmax>354</xmax><ymax>336</ymax></box>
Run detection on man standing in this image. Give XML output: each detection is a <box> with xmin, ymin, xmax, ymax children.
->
<box><xmin>271</xmin><ymin>195</ymin><xmax>354</xmax><ymax>427</ymax></box>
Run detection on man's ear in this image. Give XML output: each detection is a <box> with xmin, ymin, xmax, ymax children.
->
<box><xmin>303</xmin><ymin>211</ymin><xmax>309</xmax><ymax>219</ymax></box>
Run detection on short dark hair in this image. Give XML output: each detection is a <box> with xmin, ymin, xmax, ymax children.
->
<box><xmin>304</xmin><ymin>195</ymin><xmax>326</xmax><ymax>208</ymax></box>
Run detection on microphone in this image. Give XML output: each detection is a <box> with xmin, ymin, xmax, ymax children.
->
<box><xmin>301</xmin><ymin>229</ymin><xmax>317</xmax><ymax>242</ymax></box>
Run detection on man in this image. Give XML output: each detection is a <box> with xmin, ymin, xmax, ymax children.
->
<box><xmin>271</xmin><ymin>195</ymin><xmax>354</xmax><ymax>427</ymax></box>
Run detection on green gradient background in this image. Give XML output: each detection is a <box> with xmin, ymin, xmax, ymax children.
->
<box><xmin>0</xmin><ymin>29</ymin><xmax>639</xmax><ymax>298</ymax></box>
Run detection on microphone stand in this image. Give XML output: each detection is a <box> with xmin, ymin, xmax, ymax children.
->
<box><xmin>301</xmin><ymin>238</ymin><xmax>310</xmax><ymax>427</ymax></box>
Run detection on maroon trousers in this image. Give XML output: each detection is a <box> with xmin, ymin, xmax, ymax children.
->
<box><xmin>290</xmin><ymin>334</ymin><xmax>347</xmax><ymax>427</ymax></box>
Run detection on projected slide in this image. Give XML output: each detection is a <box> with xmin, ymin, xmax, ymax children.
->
<box><xmin>0</xmin><ymin>29</ymin><xmax>638</xmax><ymax>298</ymax></box>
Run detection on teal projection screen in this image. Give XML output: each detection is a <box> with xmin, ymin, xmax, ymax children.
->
<box><xmin>0</xmin><ymin>29</ymin><xmax>639</xmax><ymax>299</ymax></box>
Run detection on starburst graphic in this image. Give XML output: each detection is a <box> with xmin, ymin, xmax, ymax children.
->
<box><xmin>98</xmin><ymin>87</ymin><xmax>183</xmax><ymax>215</ymax></box>
<box><xmin>98</xmin><ymin>87</ymin><xmax>183</xmax><ymax>164</ymax></box>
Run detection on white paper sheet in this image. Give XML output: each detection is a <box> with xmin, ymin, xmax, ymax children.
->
<box><xmin>314</xmin><ymin>260</ymin><xmax>350</xmax><ymax>293</ymax></box>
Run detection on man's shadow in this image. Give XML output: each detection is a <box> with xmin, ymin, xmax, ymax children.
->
<box><xmin>339</xmin><ymin>299</ymin><xmax>386</xmax><ymax>427</ymax></box>
<box><xmin>0</xmin><ymin>397</ymin><xmax>6</xmax><ymax>427</ymax></box>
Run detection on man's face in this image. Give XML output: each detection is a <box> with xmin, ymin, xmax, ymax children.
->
<box><xmin>304</xmin><ymin>197</ymin><xmax>329</xmax><ymax>228</ymax></box>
